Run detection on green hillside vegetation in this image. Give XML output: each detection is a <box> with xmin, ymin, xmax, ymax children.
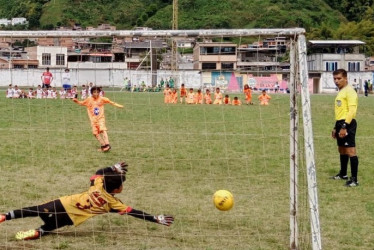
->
<box><xmin>1</xmin><ymin>0</ymin><xmax>374</xmax><ymax>54</ymax></box>
<box><xmin>0</xmin><ymin>0</ymin><xmax>345</xmax><ymax>30</ymax></box>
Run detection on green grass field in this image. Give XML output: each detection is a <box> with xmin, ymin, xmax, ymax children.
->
<box><xmin>0</xmin><ymin>91</ymin><xmax>373</xmax><ymax>249</ymax></box>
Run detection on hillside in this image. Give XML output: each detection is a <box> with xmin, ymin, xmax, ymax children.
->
<box><xmin>1</xmin><ymin>0</ymin><xmax>374</xmax><ymax>54</ymax></box>
<box><xmin>0</xmin><ymin>0</ymin><xmax>345</xmax><ymax>30</ymax></box>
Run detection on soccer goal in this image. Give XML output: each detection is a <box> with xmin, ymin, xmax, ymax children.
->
<box><xmin>0</xmin><ymin>28</ymin><xmax>321</xmax><ymax>250</ymax></box>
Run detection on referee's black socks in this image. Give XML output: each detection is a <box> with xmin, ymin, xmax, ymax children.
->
<box><xmin>340</xmin><ymin>154</ymin><xmax>349</xmax><ymax>176</ymax></box>
<box><xmin>350</xmin><ymin>156</ymin><xmax>359</xmax><ymax>180</ymax></box>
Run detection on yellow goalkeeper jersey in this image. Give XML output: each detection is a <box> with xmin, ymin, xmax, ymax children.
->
<box><xmin>335</xmin><ymin>85</ymin><xmax>358</xmax><ymax>122</ymax></box>
<box><xmin>60</xmin><ymin>176</ymin><xmax>129</xmax><ymax>226</ymax></box>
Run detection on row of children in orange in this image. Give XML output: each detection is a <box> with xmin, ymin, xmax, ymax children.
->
<box><xmin>163</xmin><ymin>84</ymin><xmax>271</xmax><ymax>106</ymax></box>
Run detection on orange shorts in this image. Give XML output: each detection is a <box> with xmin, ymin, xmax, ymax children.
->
<box><xmin>91</xmin><ymin>121</ymin><xmax>107</xmax><ymax>135</ymax></box>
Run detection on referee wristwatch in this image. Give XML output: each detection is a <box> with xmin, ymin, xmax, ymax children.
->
<box><xmin>341</xmin><ymin>122</ymin><xmax>348</xmax><ymax>129</ymax></box>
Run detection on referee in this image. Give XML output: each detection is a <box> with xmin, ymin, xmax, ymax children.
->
<box><xmin>331</xmin><ymin>69</ymin><xmax>359</xmax><ymax>187</ymax></box>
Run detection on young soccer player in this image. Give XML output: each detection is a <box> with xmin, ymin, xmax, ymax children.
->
<box><xmin>99</xmin><ymin>87</ymin><xmax>105</xmax><ymax>97</ymax></box>
<box><xmin>223</xmin><ymin>94</ymin><xmax>231</xmax><ymax>105</ymax></box>
<box><xmin>258</xmin><ymin>90</ymin><xmax>271</xmax><ymax>105</ymax></box>
<box><xmin>232</xmin><ymin>96</ymin><xmax>242</xmax><ymax>106</ymax></box>
<box><xmin>88</xmin><ymin>82</ymin><xmax>94</xmax><ymax>97</ymax></box>
<box><xmin>66</xmin><ymin>89</ymin><xmax>74</xmax><ymax>99</ymax></box>
<box><xmin>42</xmin><ymin>87</ymin><xmax>48</xmax><ymax>99</ymax></box>
<box><xmin>6</xmin><ymin>84</ymin><xmax>14</xmax><ymax>98</ymax></box>
<box><xmin>170</xmin><ymin>88</ymin><xmax>178</xmax><ymax>104</ymax></box>
<box><xmin>13</xmin><ymin>85</ymin><xmax>22</xmax><ymax>98</ymax></box>
<box><xmin>186</xmin><ymin>88</ymin><xmax>195</xmax><ymax>104</ymax></box>
<box><xmin>0</xmin><ymin>161</ymin><xmax>174</xmax><ymax>240</ymax></box>
<box><xmin>81</xmin><ymin>85</ymin><xmax>88</xmax><ymax>99</ymax></box>
<box><xmin>204</xmin><ymin>89</ymin><xmax>212</xmax><ymax>104</ymax></box>
<box><xmin>36</xmin><ymin>85</ymin><xmax>43</xmax><ymax>99</ymax></box>
<box><xmin>195</xmin><ymin>89</ymin><xmax>203</xmax><ymax>104</ymax></box>
<box><xmin>180</xmin><ymin>83</ymin><xmax>187</xmax><ymax>103</ymax></box>
<box><xmin>51</xmin><ymin>87</ymin><xmax>57</xmax><ymax>99</ymax></box>
<box><xmin>59</xmin><ymin>88</ymin><xmax>66</xmax><ymax>99</ymax></box>
<box><xmin>213</xmin><ymin>87</ymin><xmax>223</xmax><ymax>105</ymax></box>
<box><xmin>47</xmin><ymin>88</ymin><xmax>53</xmax><ymax>99</ymax></box>
<box><xmin>73</xmin><ymin>86</ymin><xmax>124</xmax><ymax>152</ymax></box>
<box><xmin>27</xmin><ymin>88</ymin><xmax>35</xmax><ymax>99</ymax></box>
<box><xmin>71</xmin><ymin>85</ymin><xmax>78</xmax><ymax>98</ymax></box>
<box><xmin>243</xmin><ymin>84</ymin><xmax>253</xmax><ymax>105</ymax></box>
<box><xmin>163</xmin><ymin>85</ymin><xmax>172</xmax><ymax>104</ymax></box>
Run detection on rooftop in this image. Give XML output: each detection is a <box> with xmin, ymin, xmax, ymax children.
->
<box><xmin>308</xmin><ymin>40</ymin><xmax>365</xmax><ymax>47</ymax></box>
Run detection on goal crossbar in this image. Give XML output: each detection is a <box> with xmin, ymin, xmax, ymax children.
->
<box><xmin>0</xmin><ymin>28</ymin><xmax>305</xmax><ymax>38</ymax></box>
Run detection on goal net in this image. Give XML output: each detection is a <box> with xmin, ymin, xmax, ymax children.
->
<box><xmin>0</xmin><ymin>28</ymin><xmax>321</xmax><ymax>249</ymax></box>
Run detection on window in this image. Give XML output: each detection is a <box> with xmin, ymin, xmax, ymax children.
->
<box><xmin>221</xmin><ymin>63</ymin><xmax>234</xmax><ymax>70</ymax></box>
<box><xmin>42</xmin><ymin>53</ymin><xmax>51</xmax><ymax>65</ymax></box>
<box><xmin>28</xmin><ymin>65</ymin><xmax>37</xmax><ymax>69</ymax></box>
<box><xmin>13</xmin><ymin>65</ymin><xmax>24</xmax><ymax>69</ymax></box>
<box><xmin>325</xmin><ymin>61</ymin><xmax>338</xmax><ymax>71</ymax></box>
<box><xmin>202</xmin><ymin>63</ymin><xmax>216</xmax><ymax>70</ymax></box>
<box><xmin>200</xmin><ymin>46</ymin><xmax>236</xmax><ymax>55</ymax></box>
<box><xmin>221</xmin><ymin>47</ymin><xmax>236</xmax><ymax>55</ymax></box>
<box><xmin>56</xmin><ymin>54</ymin><xmax>65</xmax><ymax>65</ymax></box>
<box><xmin>348</xmin><ymin>62</ymin><xmax>360</xmax><ymax>72</ymax></box>
<box><xmin>89</xmin><ymin>56</ymin><xmax>112</xmax><ymax>63</ymax></box>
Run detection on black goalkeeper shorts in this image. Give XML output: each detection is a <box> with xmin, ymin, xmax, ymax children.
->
<box><xmin>15</xmin><ymin>199</ymin><xmax>73</xmax><ymax>233</ymax></box>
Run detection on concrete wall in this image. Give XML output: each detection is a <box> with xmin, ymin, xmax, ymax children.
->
<box><xmin>319</xmin><ymin>71</ymin><xmax>372</xmax><ymax>93</ymax></box>
<box><xmin>0</xmin><ymin>68</ymin><xmax>202</xmax><ymax>88</ymax></box>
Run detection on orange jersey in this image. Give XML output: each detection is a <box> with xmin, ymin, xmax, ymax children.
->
<box><xmin>195</xmin><ymin>93</ymin><xmax>203</xmax><ymax>104</ymax></box>
<box><xmin>232</xmin><ymin>99</ymin><xmax>242</xmax><ymax>106</ymax></box>
<box><xmin>170</xmin><ymin>92</ymin><xmax>178</xmax><ymax>103</ymax></box>
<box><xmin>213</xmin><ymin>92</ymin><xmax>223</xmax><ymax>104</ymax></box>
<box><xmin>180</xmin><ymin>87</ymin><xmax>187</xmax><ymax>97</ymax></box>
<box><xmin>244</xmin><ymin>88</ymin><xmax>252</xmax><ymax>100</ymax></box>
<box><xmin>75</xmin><ymin>96</ymin><xmax>122</xmax><ymax>125</ymax></box>
<box><xmin>163</xmin><ymin>88</ymin><xmax>172</xmax><ymax>103</ymax></box>
<box><xmin>223</xmin><ymin>97</ymin><xmax>231</xmax><ymax>105</ymax></box>
<box><xmin>186</xmin><ymin>92</ymin><xmax>195</xmax><ymax>104</ymax></box>
<box><xmin>204</xmin><ymin>93</ymin><xmax>212</xmax><ymax>104</ymax></box>
<box><xmin>258</xmin><ymin>94</ymin><xmax>271</xmax><ymax>105</ymax></box>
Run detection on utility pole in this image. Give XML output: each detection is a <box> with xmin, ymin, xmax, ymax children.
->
<box><xmin>171</xmin><ymin>0</ymin><xmax>178</xmax><ymax>76</ymax></box>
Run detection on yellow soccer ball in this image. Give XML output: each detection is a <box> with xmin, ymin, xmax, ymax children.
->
<box><xmin>213</xmin><ymin>190</ymin><xmax>234</xmax><ymax>211</ymax></box>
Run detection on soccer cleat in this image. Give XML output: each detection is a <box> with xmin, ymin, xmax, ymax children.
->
<box><xmin>15</xmin><ymin>229</ymin><xmax>40</xmax><ymax>240</ymax></box>
<box><xmin>330</xmin><ymin>174</ymin><xmax>348</xmax><ymax>180</ymax></box>
<box><xmin>0</xmin><ymin>214</ymin><xmax>5</xmax><ymax>223</ymax></box>
<box><xmin>345</xmin><ymin>178</ymin><xmax>359</xmax><ymax>187</ymax></box>
<box><xmin>102</xmin><ymin>144</ymin><xmax>111</xmax><ymax>152</ymax></box>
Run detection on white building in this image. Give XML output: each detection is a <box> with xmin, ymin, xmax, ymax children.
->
<box><xmin>11</xmin><ymin>17</ymin><xmax>28</xmax><ymax>26</ymax></box>
<box><xmin>307</xmin><ymin>40</ymin><xmax>370</xmax><ymax>93</ymax></box>
<box><xmin>25</xmin><ymin>46</ymin><xmax>68</xmax><ymax>68</ymax></box>
<box><xmin>0</xmin><ymin>18</ymin><xmax>10</xmax><ymax>26</ymax></box>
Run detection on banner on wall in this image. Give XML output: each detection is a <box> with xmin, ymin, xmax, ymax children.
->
<box><xmin>247</xmin><ymin>74</ymin><xmax>288</xmax><ymax>91</ymax></box>
<box><xmin>211</xmin><ymin>72</ymin><xmax>243</xmax><ymax>92</ymax></box>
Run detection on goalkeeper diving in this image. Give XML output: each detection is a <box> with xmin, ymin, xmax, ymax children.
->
<box><xmin>0</xmin><ymin>161</ymin><xmax>174</xmax><ymax>240</ymax></box>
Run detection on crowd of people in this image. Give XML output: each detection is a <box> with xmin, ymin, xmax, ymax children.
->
<box><xmin>6</xmin><ymin>80</ymin><xmax>273</xmax><ymax>106</ymax></box>
<box><xmin>163</xmin><ymin>83</ymin><xmax>271</xmax><ymax>106</ymax></box>
<box><xmin>5</xmin><ymin>82</ymin><xmax>104</xmax><ymax>100</ymax></box>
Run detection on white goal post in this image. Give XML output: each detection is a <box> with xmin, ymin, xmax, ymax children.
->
<box><xmin>0</xmin><ymin>28</ymin><xmax>321</xmax><ymax>250</ymax></box>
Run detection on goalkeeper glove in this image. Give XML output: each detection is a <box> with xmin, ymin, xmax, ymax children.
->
<box><xmin>111</xmin><ymin>161</ymin><xmax>129</xmax><ymax>174</ymax></box>
<box><xmin>155</xmin><ymin>215</ymin><xmax>174</xmax><ymax>226</ymax></box>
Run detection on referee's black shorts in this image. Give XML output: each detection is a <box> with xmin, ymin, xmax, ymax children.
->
<box><xmin>335</xmin><ymin>119</ymin><xmax>357</xmax><ymax>147</ymax></box>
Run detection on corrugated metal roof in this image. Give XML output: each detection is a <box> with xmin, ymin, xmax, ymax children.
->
<box><xmin>308</xmin><ymin>40</ymin><xmax>365</xmax><ymax>45</ymax></box>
